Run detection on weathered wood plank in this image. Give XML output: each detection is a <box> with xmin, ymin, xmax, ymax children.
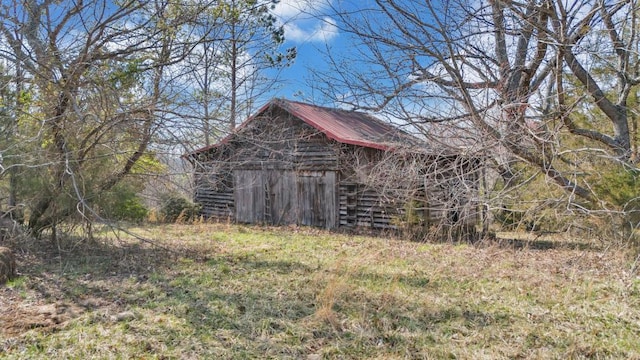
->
<box><xmin>234</xmin><ymin>170</ymin><xmax>266</xmax><ymax>224</ymax></box>
<box><xmin>193</xmin><ymin>107</ymin><xmax>482</xmax><ymax>233</ymax></box>
<box><xmin>296</xmin><ymin>171</ymin><xmax>337</xmax><ymax>229</ymax></box>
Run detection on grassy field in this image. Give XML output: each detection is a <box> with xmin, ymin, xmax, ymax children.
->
<box><xmin>1</xmin><ymin>223</ymin><xmax>639</xmax><ymax>359</ymax></box>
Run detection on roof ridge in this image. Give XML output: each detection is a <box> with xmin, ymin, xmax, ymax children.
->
<box><xmin>277</xmin><ymin>98</ymin><xmax>415</xmax><ymax>136</ymax></box>
<box><xmin>185</xmin><ymin>98</ymin><xmax>427</xmax><ymax>158</ymax></box>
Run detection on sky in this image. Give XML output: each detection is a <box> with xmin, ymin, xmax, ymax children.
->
<box><xmin>269</xmin><ymin>0</ymin><xmax>343</xmax><ymax>101</ymax></box>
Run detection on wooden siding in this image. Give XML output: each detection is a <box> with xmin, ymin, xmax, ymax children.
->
<box><xmin>231</xmin><ymin>169</ymin><xmax>337</xmax><ymax>229</ymax></box>
<box><xmin>234</xmin><ymin>170</ymin><xmax>267</xmax><ymax>223</ymax></box>
<box><xmin>297</xmin><ymin>171</ymin><xmax>336</xmax><ymax>228</ymax></box>
<box><xmin>338</xmin><ymin>183</ymin><xmax>399</xmax><ymax>229</ymax></box>
<box><xmin>336</xmin><ymin>180</ymin><xmax>475</xmax><ymax>230</ymax></box>
<box><xmin>195</xmin><ymin>170</ymin><xmax>234</xmax><ymax>219</ymax></box>
<box><xmin>194</xmin><ymin>109</ymin><xmax>341</xmax><ymax>226</ymax></box>
<box><xmin>211</xmin><ymin>109</ymin><xmax>339</xmax><ymax>171</ymax></box>
<box><xmin>294</xmin><ymin>140</ymin><xmax>338</xmax><ymax>170</ymax></box>
<box><xmin>265</xmin><ymin>171</ymin><xmax>297</xmax><ymax>225</ymax></box>
<box><xmin>192</xmin><ymin>107</ymin><xmax>482</xmax><ymax>234</ymax></box>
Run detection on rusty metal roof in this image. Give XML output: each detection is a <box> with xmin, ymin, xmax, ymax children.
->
<box><xmin>187</xmin><ymin>98</ymin><xmax>425</xmax><ymax>157</ymax></box>
<box><xmin>276</xmin><ymin>99</ymin><xmax>424</xmax><ymax>150</ymax></box>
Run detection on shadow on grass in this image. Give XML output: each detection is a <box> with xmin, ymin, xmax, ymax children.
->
<box><xmin>372</xmin><ymin>224</ymin><xmax>604</xmax><ymax>252</ymax></box>
<box><xmin>481</xmin><ymin>236</ymin><xmax>602</xmax><ymax>251</ymax></box>
<box><xmin>3</xmin><ymin>233</ymin><xmax>317</xmax><ymax>352</ymax></box>
<box><xmin>4</xmin><ymin>227</ymin><xmax>629</xmax><ymax>359</ymax></box>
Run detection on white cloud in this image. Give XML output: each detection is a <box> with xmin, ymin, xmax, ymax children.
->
<box><xmin>273</xmin><ymin>0</ymin><xmax>338</xmax><ymax>44</ymax></box>
<box><xmin>272</xmin><ymin>0</ymin><xmax>307</xmax><ymax>18</ymax></box>
<box><xmin>285</xmin><ymin>17</ymin><xmax>338</xmax><ymax>43</ymax></box>
<box><xmin>273</xmin><ymin>0</ymin><xmax>330</xmax><ymax>19</ymax></box>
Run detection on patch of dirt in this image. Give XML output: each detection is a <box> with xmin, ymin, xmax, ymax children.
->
<box><xmin>0</xmin><ymin>286</ymin><xmax>87</xmax><ymax>337</ymax></box>
<box><xmin>0</xmin><ymin>228</ymin><xmax>182</xmax><ymax>344</ymax></box>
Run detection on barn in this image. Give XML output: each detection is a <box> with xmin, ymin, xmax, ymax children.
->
<box><xmin>185</xmin><ymin>99</ymin><xmax>481</xmax><ymax>234</ymax></box>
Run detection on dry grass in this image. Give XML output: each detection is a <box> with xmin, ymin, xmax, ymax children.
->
<box><xmin>1</xmin><ymin>223</ymin><xmax>639</xmax><ymax>359</ymax></box>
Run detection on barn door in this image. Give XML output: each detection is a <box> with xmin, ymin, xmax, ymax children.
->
<box><xmin>234</xmin><ymin>170</ymin><xmax>298</xmax><ymax>225</ymax></box>
<box><xmin>266</xmin><ymin>171</ymin><xmax>297</xmax><ymax>225</ymax></box>
<box><xmin>233</xmin><ymin>170</ymin><xmax>265</xmax><ymax>223</ymax></box>
<box><xmin>234</xmin><ymin>170</ymin><xmax>336</xmax><ymax>228</ymax></box>
<box><xmin>297</xmin><ymin>171</ymin><xmax>337</xmax><ymax>229</ymax></box>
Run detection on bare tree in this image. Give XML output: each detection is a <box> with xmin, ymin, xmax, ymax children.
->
<box><xmin>312</xmin><ymin>0</ymin><xmax>640</xmax><ymax>236</ymax></box>
<box><xmin>180</xmin><ymin>0</ymin><xmax>296</xmax><ymax>148</ymax></box>
<box><xmin>0</xmin><ymin>0</ymin><xmax>211</xmax><ymax>236</ymax></box>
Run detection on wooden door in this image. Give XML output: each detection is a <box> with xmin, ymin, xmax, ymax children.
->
<box><xmin>234</xmin><ymin>170</ymin><xmax>336</xmax><ymax>228</ymax></box>
<box><xmin>265</xmin><ymin>171</ymin><xmax>297</xmax><ymax>225</ymax></box>
<box><xmin>233</xmin><ymin>170</ymin><xmax>265</xmax><ymax>223</ymax></box>
<box><xmin>297</xmin><ymin>171</ymin><xmax>337</xmax><ymax>229</ymax></box>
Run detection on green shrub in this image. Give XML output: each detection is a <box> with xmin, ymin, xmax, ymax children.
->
<box><xmin>101</xmin><ymin>185</ymin><xmax>149</xmax><ymax>223</ymax></box>
<box><xmin>111</xmin><ymin>196</ymin><xmax>148</xmax><ymax>223</ymax></box>
<box><xmin>160</xmin><ymin>194</ymin><xmax>200</xmax><ymax>223</ymax></box>
<box><xmin>593</xmin><ymin>165</ymin><xmax>640</xmax><ymax>230</ymax></box>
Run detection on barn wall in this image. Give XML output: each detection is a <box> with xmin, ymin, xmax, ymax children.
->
<box><xmin>194</xmin><ymin>165</ymin><xmax>234</xmax><ymax>219</ymax></box>
<box><xmin>335</xmin><ymin>148</ymin><xmax>482</xmax><ymax>232</ymax></box>
<box><xmin>230</xmin><ymin>169</ymin><xmax>337</xmax><ymax>228</ymax></box>
<box><xmin>194</xmin><ymin>109</ymin><xmax>341</xmax><ymax>228</ymax></box>
<box><xmin>338</xmin><ymin>183</ymin><xmax>399</xmax><ymax>229</ymax></box>
<box><xmin>219</xmin><ymin>108</ymin><xmax>339</xmax><ymax>171</ymax></box>
<box><xmin>231</xmin><ymin>169</ymin><xmax>300</xmax><ymax>226</ymax></box>
<box><xmin>233</xmin><ymin>170</ymin><xmax>267</xmax><ymax>224</ymax></box>
<box><xmin>265</xmin><ymin>171</ymin><xmax>298</xmax><ymax>225</ymax></box>
<box><xmin>192</xmin><ymin>109</ymin><xmax>481</xmax><ymax>233</ymax></box>
<box><xmin>297</xmin><ymin>171</ymin><xmax>337</xmax><ymax>228</ymax></box>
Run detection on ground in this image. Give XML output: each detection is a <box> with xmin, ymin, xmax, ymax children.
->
<box><xmin>1</xmin><ymin>223</ymin><xmax>639</xmax><ymax>359</ymax></box>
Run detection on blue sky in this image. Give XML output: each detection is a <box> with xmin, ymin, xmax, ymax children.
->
<box><xmin>270</xmin><ymin>0</ymin><xmax>344</xmax><ymax>101</ymax></box>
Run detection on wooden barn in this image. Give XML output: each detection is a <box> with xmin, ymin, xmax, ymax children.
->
<box><xmin>185</xmin><ymin>99</ymin><xmax>481</xmax><ymax>234</ymax></box>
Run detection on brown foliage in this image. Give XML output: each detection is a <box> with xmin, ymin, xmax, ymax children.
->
<box><xmin>0</xmin><ymin>247</ymin><xmax>16</xmax><ymax>284</ymax></box>
<box><xmin>0</xmin><ymin>217</ymin><xmax>22</xmax><ymax>243</ymax></box>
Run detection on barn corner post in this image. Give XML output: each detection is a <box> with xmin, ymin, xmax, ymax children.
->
<box><xmin>479</xmin><ymin>161</ymin><xmax>490</xmax><ymax>238</ymax></box>
<box><xmin>185</xmin><ymin>152</ymin><xmax>203</xmax><ymax>220</ymax></box>
<box><xmin>457</xmin><ymin>155</ymin><xmax>486</xmax><ymax>242</ymax></box>
<box><xmin>186</xmin><ymin>154</ymin><xmax>198</xmax><ymax>206</ymax></box>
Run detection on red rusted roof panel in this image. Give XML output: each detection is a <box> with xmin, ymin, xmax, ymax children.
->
<box><xmin>186</xmin><ymin>98</ymin><xmax>423</xmax><ymax>157</ymax></box>
<box><xmin>277</xmin><ymin>99</ymin><xmax>421</xmax><ymax>150</ymax></box>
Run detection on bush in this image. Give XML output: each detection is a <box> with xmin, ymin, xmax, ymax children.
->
<box><xmin>160</xmin><ymin>195</ymin><xmax>200</xmax><ymax>223</ymax></box>
<box><xmin>593</xmin><ymin>165</ymin><xmax>640</xmax><ymax>232</ymax></box>
<box><xmin>101</xmin><ymin>185</ymin><xmax>149</xmax><ymax>223</ymax></box>
<box><xmin>112</xmin><ymin>196</ymin><xmax>148</xmax><ymax>223</ymax></box>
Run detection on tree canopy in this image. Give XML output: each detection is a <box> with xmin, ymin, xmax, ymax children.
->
<box><xmin>314</xmin><ymin>0</ymin><xmax>640</xmax><ymax>236</ymax></box>
<box><xmin>0</xmin><ymin>0</ymin><xmax>293</xmax><ymax>236</ymax></box>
